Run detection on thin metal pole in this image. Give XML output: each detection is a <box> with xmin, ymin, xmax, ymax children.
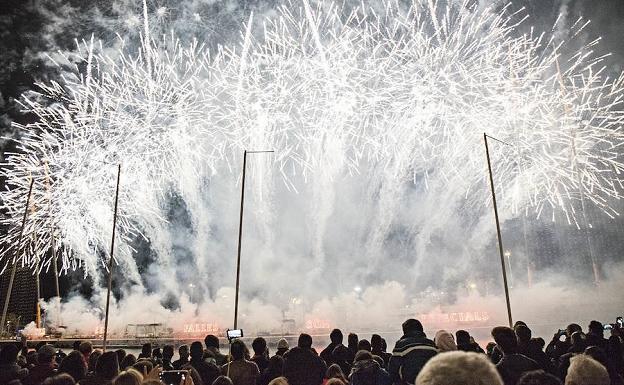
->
<box><xmin>35</xmin><ymin>261</ymin><xmax>41</xmax><ymax>328</ymax></box>
<box><xmin>103</xmin><ymin>164</ymin><xmax>121</xmax><ymax>351</ymax></box>
<box><xmin>484</xmin><ymin>133</ymin><xmax>513</xmax><ymax>328</ymax></box>
<box><xmin>232</xmin><ymin>150</ymin><xmax>273</xmax><ymax>330</ymax></box>
<box><xmin>234</xmin><ymin>151</ymin><xmax>248</xmax><ymax>330</ymax></box>
<box><xmin>51</xmin><ymin>236</ymin><xmax>61</xmax><ymax>328</ymax></box>
<box><xmin>1</xmin><ymin>177</ymin><xmax>36</xmax><ymax>333</ymax></box>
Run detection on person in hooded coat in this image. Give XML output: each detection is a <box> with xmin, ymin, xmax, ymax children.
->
<box><xmin>388</xmin><ymin>319</ymin><xmax>437</xmax><ymax>385</ymax></box>
<box><xmin>283</xmin><ymin>334</ymin><xmax>327</xmax><ymax>385</ymax></box>
<box><xmin>350</xmin><ymin>350</ymin><xmax>392</xmax><ymax>385</ymax></box>
<box><xmin>433</xmin><ymin>331</ymin><xmax>457</xmax><ymax>353</ymax></box>
<box><xmin>320</xmin><ymin>329</ymin><xmax>345</xmax><ymax>366</ymax></box>
<box><xmin>0</xmin><ymin>344</ymin><xmax>29</xmax><ymax>385</ymax></box>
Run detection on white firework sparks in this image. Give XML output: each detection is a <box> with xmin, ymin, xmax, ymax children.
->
<box><xmin>1</xmin><ymin>0</ymin><xmax>623</xmax><ymax>277</ymax></box>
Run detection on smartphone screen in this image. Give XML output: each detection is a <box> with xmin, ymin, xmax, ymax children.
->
<box><xmin>160</xmin><ymin>370</ymin><xmax>186</xmax><ymax>385</ymax></box>
<box><xmin>227</xmin><ymin>329</ymin><xmax>243</xmax><ymax>339</ymax></box>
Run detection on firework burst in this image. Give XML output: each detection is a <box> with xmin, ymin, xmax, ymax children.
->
<box><xmin>1</xmin><ymin>0</ymin><xmax>623</xmax><ymax>277</ymax></box>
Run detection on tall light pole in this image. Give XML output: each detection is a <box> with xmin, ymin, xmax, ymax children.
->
<box><xmin>484</xmin><ymin>133</ymin><xmax>513</xmax><ymax>328</ymax></box>
<box><xmin>103</xmin><ymin>164</ymin><xmax>122</xmax><ymax>351</ymax></box>
<box><xmin>233</xmin><ymin>150</ymin><xmax>273</xmax><ymax>330</ymax></box>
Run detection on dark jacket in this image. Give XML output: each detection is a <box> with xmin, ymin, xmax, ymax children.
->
<box><xmin>586</xmin><ymin>333</ymin><xmax>608</xmax><ymax>351</ymax></box>
<box><xmin>518</xmin><ymin>342</ymin><xmax>552</xmax><ymax>373</ymax></box>
<box><xmin>0</xmin><ymin>363</ymin><xmax>29</xmax><ymax>385</ymax></box>
<box><xmin>320</xmin><ymin>343</ymin><xmax>340</xmax><ymax>365</ymax></box>
<box><xmin>283</xmin><ymin>347</ymin><xmax>327</xmax><ymax>385</ymax></box>
<box><xmin>187</xmin><ymin>358</ymin><xmax>220</xmax><ymax>385</ymax></box>
<box><xmin>257</xmin><ymin>367</ymin><xmax>283</xmax><ymax>385</ymax></box>
<box><xmin>251</xmin><ymin>355</ymin><xmax>270</xmax><ymax>373</ymax></box>
<box><xmin>371</xmin><ymin>350</ymin><xmax>391</xmax><ymax>369</ymax></box>
<box><xmin>206</xmin><ymin>348</ymin><xmax>228</xmax><ymax>367</ymax></box>
<box><xmin>172</xmin><ymin>357</ymin><xmax>189</xmax><ymax>370</ymax></box>
<box><xmin>388</xmin><ymin>331</ymin><xmax>437</xmax><ymax>385</ymax></box>
<box><xmin>457</xmin><ymin>342</ymin><xmax>485</xmax><ymax>354</ymax></box>
<box><xmin>496</xmin><ymin>354</ymin><xmax>540</xmax><ymax>385</ymax></box>
<box><xmin>22</xmin><ymin>363</ymin><xmax>57</xmax><ymax>385</ymax></box>
<box><xmin>350</xmin><ymin>359</ymin><xmax>392</xmax><ymax>385</ymax></box>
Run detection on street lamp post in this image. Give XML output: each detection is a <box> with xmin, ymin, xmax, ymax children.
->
<box><xmin>102</xmin><ymin>164</ymin><xmax>122</xmax><ymax>352</ymax></box>
<box><xmin>233</xmin><ymin>150</ymin><xmax>274</xmax><ymax>330</ymax></box>
<box><xmin>484</xmin><ymin>133</ymin><xmax>513</xmax><ymax>328</ymax></box>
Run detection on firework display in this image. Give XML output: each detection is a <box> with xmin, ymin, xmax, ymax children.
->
<box><xmin>1</xmin><ymin>0</ymin><xmax>623</xmax><ymax>278</ymax></box>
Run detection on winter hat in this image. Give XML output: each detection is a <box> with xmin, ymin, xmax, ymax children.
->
<box><xmin>434</xmin><ymin>330</ymin><xmax>457</xmax><ymax>352</ymax></box>
<box><xmin>277</xmin><ymin>339</ymin><xmax>289</xmax><ymax>350</ymax></box>
<box><xmin>38</xmin><ymin>344</ymin><xmax>57</xmax><ymax>362</ymax></box>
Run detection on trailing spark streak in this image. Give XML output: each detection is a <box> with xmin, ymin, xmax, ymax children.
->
<box><xmin>1</xmin><ymin>0</ymin><xmax>623</xmax><ymax>276</ymax></box>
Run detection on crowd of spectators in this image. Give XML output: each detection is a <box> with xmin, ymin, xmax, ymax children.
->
<box><xmin>1</xmin><ymin>318</ymin><xmax>622</xmax><ymax>385</ymax></box>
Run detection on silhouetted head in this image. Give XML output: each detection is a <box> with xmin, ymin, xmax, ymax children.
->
<box><xmin>178</xmin><ymin>345</ymin><xmax>189</xmax><ymax>360</ymax></box>
<box><xmin>357</xmin><ymin>339</ymin><xmax>371</xmax><ymax>352</ymax></box>
<box><xmin>96</xmin><ymin>351</ymin><xmax>120</xmax><ymax>380</ymax></box>
<box><xmin>531</xmin><ymin>338</ymin><xmax>545</xmax><ymax>350</ymax></box>
<box><xmin>230</xmin><ymin>339</ymin><xmax>247</xmax><ymax>361</ymax></box>
<box><xmin>72</xmin><ymin>341</ymin><xmax>82</xmax><ymax>351</ymax></box>
<box><xmin>152</xmin><ymin>348</ymin><xmax>161</xmax><ymax>359</ymax></box>
<box><xmin>59</xmin><ymin>350</ymin><xmax>87</xmax><ymax>381</ymax></box>
<box><xmin>402</xmin><ymin>319</ymin><xmax>424</xmax><ymax>335</ymax></box>
<box><xmin>205</xmin><ymin>335</ymin><xmax>220</xmax><ymax>349</ymax></box>
<box><xmin>78</xmin><ymin>341</ymin><xmax>93</xmax><ymax>358</ymax></box>
<box><xmin>38</xmin><ymin>345</ymin><xmax>57</xmax><ymax>365</ymax></box>
<box><xmin>570</xmin><ymin>332</ymin><xmax>587</xmax><ymax>352</ymax></box>
<box><xmin>354</xmin><ymin>350</ymin><xmax>374</xmax><ymax>362</ymax></box>
<box><xmin>491</xmin><ymin>326</ymin><xmax>518</xmax><ymax>355</ymax></box>
<box><xmin>141</xmin><ymin>343</ymin><xmax>152</xmax><ymax>357</ymax></box>
<box><xmin>0</xmin><ymin>343</ymin><xmax>19</xmax><ymax>364</ymax></box>
<box><xmin>371</xmin><ymin>334</ymin><xmax>383</xmax><ymax>351</ymax></box>
<box><xmin>190</xmin><ymin>341</ymin><xmax>204</xmax><ymax>360</ymax></box>
<box><xmin>515</xmin><ymin>325</ymin><xmax>532</xmax><ymax>344</ymax></box>
<box><xmin>132</xmin><ymin>359</ymin><xmax>153</xmax><ymax>376</ymax></box>
<box><xmin>347</xmin><ymin>333</ymin><xmax>359</xmax><ymax>350</ymax></box>
<box><xmin>513</xmin><ymin>321</ymin><xmax>528</xmax><ymax>329</ymax></box>
<box><xmin>298</xmin><ymin>334</ymin><xmax>313</xmax><ymax>349</ymax></box>
<box><xmin>162</xmin><ymin>345</ymin><xmax>174</xmax><ymax>361</ymax></box>
<box><xmin>252</xmin><ymin>337</ymin><xmax>267</xmax><ymax>356</ymax></box>
<box><xmin>456</xmin><ymin>330</ymin><xmax>471</xmax><ymax>346</ymax></box>
<box><xmin>120</xmin><ymin>354</ymin><xmax>136</xmax><ymax>370</ymax></box>
<box><xmin>566</xmin><ymin>324</ymin><xmax>582</xmax><ymax>337</ymax></box>
<box><xmin>330</xmin><ymin>329</ymin><xmax>343</xmax><ymax>344</ymax></box>
<box><xmin>516</xmin><ymin>370</ymin><xmax>561</xmax><ymax>385</ymax></box>
<box><xmin>588</xmin><ymin>321</ymin><xmax>603</xmax><ymax>337</ymax></box>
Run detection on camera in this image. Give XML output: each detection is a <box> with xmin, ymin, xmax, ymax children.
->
<box><xmin>227</xmin><ymin>329</ymin><xmax>243</xmax><ymax>341</ymax></box>
<box><xmin>159</xmin><ymin>370</ymin><xmax>187</xmax><ymax>385</ymax></box>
